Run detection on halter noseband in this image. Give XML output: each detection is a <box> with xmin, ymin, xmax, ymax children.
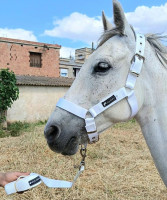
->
<box><xmin>56</xmin><ymin>33</ymin><xmax>145</xmax><ymax>143</ymax></box>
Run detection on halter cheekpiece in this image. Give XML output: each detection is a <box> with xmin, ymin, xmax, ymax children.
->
<box><xmin>56</xmin><ymin>33</ymin><xmax>146</xmax><ymax>143</ymax></box>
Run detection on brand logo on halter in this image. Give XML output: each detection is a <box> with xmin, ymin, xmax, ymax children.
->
<box><xmin>29</xmin><ymin>176</ymin><xmax>41</xmax><ymax>186</ymax></box>
<box><xmin>102</xmin><ymin>95</ymin><xmax>116</xmax><ymax>107</ymax></box>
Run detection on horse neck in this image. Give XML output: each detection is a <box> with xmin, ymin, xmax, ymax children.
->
<box><xmin>136</xmin><ymin>43</ymin><xmax>167</xmax><ymax>186</ymax></box>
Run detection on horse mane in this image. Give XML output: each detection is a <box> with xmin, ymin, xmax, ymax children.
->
<box><xmin>98</xmin><ymin>27</ymin><xmax>167</xmax><ymax>67</ymax></box>
<box><xmin>98</xmin><ymin>27</ymin><xmax>124</xmax><ymax>47</ymax></box>
<box><xmin>146</xmin><ymin>34</ymin><xmax>167</xmax><ymax>66</ymax></box>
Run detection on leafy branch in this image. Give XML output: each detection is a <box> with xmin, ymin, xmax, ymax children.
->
<box><xmin>0</xmin><ymin>69</ymin><xmax>19</xmax><ymax>122</ymax></box>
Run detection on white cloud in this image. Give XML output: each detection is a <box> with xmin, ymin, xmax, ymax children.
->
<box><xmin>44</xmin><ymin>12</ymin><xmax>103</xmax><ymax>45</ymax></box>
<box><xmin>126</xmin><ymin>3</ymin><xmax>167</xmax><ymax>34</ymax></box>
<box><xmin>0</xmin><ymin>28</ymin><xmax>37</xmax><ymax>41</ymax></box>
<box><xmin>44</xmin><ymin>3</ymin><xmax>167</xmax><ymax>46</ymax></box>
<box><xmin>60</xmin><ymin>46</ymin><xmax>75</xmax><ymax>58</ymax></box>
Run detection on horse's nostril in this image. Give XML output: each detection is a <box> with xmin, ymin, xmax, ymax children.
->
<box><xmin>45</xmin><ymin>125</ymin><xmax>61</xmax><ymax>142</ymax></box>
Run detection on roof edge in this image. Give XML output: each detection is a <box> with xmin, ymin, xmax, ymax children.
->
<box><xmin>16</xmin><ymin>75</ymin><xmax>74</xmax><ymax>87</ymax></box>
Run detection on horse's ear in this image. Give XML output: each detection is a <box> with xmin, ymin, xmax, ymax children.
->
<box><xmin>113</xmin><ymin>0</ymin><xmax>133</xmax><ymax>36</ymax></box>
<box><xmin>102</xmin><ymin>11</ymin><xmax>113</xmax><ymax>31</ymax></box>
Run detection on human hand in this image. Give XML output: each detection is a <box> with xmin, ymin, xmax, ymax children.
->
<box><xmin>0</xmin><ymin>172</ymin><xmax>30</xmax><ymax>187</ymax></box>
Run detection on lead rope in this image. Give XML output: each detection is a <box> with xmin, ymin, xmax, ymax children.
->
<box><xmin>5</xmin><ymin>145</ymin><xmax>87</xmax><ymax>195</ymax></box>
<box><xmin>80</xmin><ymin>144</ymin><xmax>87</xmax><ymax>168</ymax></box>
<box><xmin>72</xmin><ymin>144</ymin><xmax>87</xmax><ymax>185</ymax></box>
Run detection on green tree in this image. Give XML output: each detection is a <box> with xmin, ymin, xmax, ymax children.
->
<box><xmin>0</xmin><ymin>69</ymin><xmax>19</xmax><ymax>123</ymax></box>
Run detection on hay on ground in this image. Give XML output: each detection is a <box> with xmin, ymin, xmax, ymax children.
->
<box><xmin>0</xmin><ymin>122</ymin><xmax>167</xmax><ymax>200</ymax></box>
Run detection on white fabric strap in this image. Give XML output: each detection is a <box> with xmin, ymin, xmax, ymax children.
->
<box><xmin>126</xmin><ymin>34</ymin><xmax>145</xmax><ymax>89</ymax></box>
<box><xmin>89</xmin><ymin>87</ymin><xmax>128</xmax><ymax>118</ymax></box>
<box><xmin>126</xmin><ymin>57</ymin><xmax>144</xmax><ymax>89</ymax></box>
<box><xmin>136</xmin><ymin>33</ymin><xmax>145</xmax><ymax>57</ymax></box>
<box><xmin>5</xmin><ymin>174</ymin><xmax>41</xmax><ymax>195</ymax></box>
<box><xmin>57</xmin><ymin>98</ymin><xmax>88</xmax><ymax>119</ymax></box>
<box><xmin>127</xmin><ymin>91</ymin><xmax>138</xmax><ymax>117</ymax></box>
<box><xmin>5</xmin><ymin>166</ymin><xmax>84</xmax><ymax>195</ymax></box>
<box><xmin>85</xmin><ymin>118</ymin><xmax>99</xmax><ymax>143</ymax></box>
<box><xmin>85</xmin><ymin>118</ymin><xmax>97</xmax><ymax>132</ymax></box>
<box><xmin>130</xmin><ymin>57</ymin><xmax>144</xmax><ymax>75</ymax></box>
<box><xmin>125</xmin><ymin>33</ymin><xmax>145</xmax><ymax>116</ymax></box>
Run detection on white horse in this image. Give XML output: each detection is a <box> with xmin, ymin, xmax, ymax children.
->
<box><xmin>44</xmin><ymin>0</ymin><xmax>167</xmax><ymax>186</ymax></box>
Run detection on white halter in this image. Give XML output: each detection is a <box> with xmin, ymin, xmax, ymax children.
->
<box><xmin>56</xmin><ymin>33</ymin><xmax>145</xmax><ymax>143</ymax></box>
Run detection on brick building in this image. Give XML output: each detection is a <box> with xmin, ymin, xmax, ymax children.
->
<box><xmin>59</xmin><ymin>47</ymin><xmax>94</xmax><ymax>78</ymax></box>
<box><xmin>0</xmin><ymin>37</ymin><xmax>60</xmax><ymax>77</ymax></box>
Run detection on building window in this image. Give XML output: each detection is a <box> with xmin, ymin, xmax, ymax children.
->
<box><xmin>60</xmin><ymin>69</ymin><xmax>68</xmax><ymax>77</ymax></box>
<box><xmin>77</xmin><ymin>54</ymin><xmax>84</xmax><ymax>60</ymax></box>
<box><xmin>30</xmin><ymin>52</ymin><xmax>42</xmax><ymax>68</ymax></box>
<box><xmin>73</xmin><ymin>68</ymin><xmax>80</xmax><ymax>77</ymax></box>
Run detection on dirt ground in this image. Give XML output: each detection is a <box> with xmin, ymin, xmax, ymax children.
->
<box><xmin>0</xmin><ymin>121</ymin><xmax>167</xmax><ymax>200</ymax></box>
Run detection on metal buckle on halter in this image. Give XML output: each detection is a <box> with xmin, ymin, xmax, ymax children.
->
<box><xmin>130</xmin><ymin>71</ymin><xmax>139</xmax><ymax>77</ymax></box>
<box><xmin>136</xmin><ymin>53</ymin><xmax>145</xmax><ymax>61</ymax></box>
<box><xmin>130</xmin><ymin>53</ymin><xmax>145</xmax><ymax>77</ymax></box>
<box><xmin>131</xmin><ymin>53</ymin><xmax>145</xmax><ymax>64</ymax></box>
<box><xmin>79</xmin><ymin>145</ymin><xmax>87</xmax><ymax>169</ymax></box>
<box><xmin>88</xmin><ymin>131</ymin><xmax>99</xmax><ymax>144</ymax></box>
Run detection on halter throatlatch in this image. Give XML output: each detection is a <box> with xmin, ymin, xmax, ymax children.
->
<box><xmin>56</xmin><ymin>33</ymin><xmax>145</xmax><ymax>143</ymax></box>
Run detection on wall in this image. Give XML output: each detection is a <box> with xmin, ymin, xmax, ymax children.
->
<box><xmin>7</xmin><ymin>85</ymin><xmax>69</xmax><ymax>123</ymax></box>
<box><xmin>75</xmin><ymin>48</ymin><xmax>93</xmax><ymax>63</ymax></box>
<box><xmin>59</xmin><ymin>58</ymin><xmax>74</xmax><ymax>78</ymax></box>
<box><xmin>0</xmin><ymin>37</ymin><xmax>60</xmax><ymax>77</ymax></box>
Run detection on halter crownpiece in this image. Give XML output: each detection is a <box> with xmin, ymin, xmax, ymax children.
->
<box><xmin>56</xmin><ymin>33</ymin><xmax>145</xmax><ymax>143</ymax></box>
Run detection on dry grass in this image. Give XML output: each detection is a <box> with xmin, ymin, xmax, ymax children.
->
<box><xmin>0</xmin><ymin>121</ymin><xmax>167</xmax><ymax>200</ymax></box>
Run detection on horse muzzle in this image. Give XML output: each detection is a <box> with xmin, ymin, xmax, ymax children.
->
<box><xmin>44</xmin><ymin>110</ymin><xmax>87</xmax><ymax>155</ymax></box>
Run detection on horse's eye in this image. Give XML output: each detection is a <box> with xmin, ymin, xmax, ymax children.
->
<box><xmin>94</xmin><ymin>62</ymin><xmax>111</xmax><ymax>73</ymax></box>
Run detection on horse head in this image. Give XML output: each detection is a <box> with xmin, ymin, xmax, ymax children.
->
<box><xmin>44</xmin><ymin>0</ymin><xmax>145</xmax><ymax>155</ymax></box>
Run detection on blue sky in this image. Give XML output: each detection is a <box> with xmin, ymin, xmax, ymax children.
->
<box><xmin>0</xmin><ymin>0</ymin><xmax>167</xmax><ymax>57</ymax></box>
